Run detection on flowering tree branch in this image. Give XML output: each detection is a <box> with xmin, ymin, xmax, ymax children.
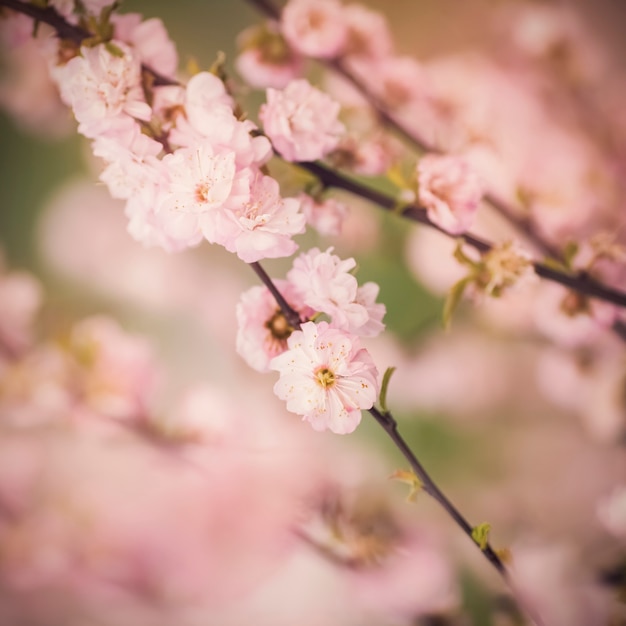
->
<box><xmin>245</xmin><ymin>0</ymin><xmax>626</xmax><ymax>343</ymax></box>
<box><xmin>244</xmin><ymin>0</ymin><xmax>566</xmax><ymax>262</ymax></box>
<box><xmin>0</xmin><ymin>1</ymin><xmax>615</xmax><ymax>622</ymax></box>
<box><xmin>299</xmin><ymin>161</ymin><xmax>626</xmax><ymax>310</ymax></box>
<box><xmin>3</xmin><ymin>0</ymin><xmax>624</xmax><ymax>314</ymax></box>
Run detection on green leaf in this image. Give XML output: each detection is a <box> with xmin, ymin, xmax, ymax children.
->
<box><xmin>443</xmin><ymin>276</ymin><xmax>471</xmax><ymax>330</ymax></box>
<box><xmin>471</xmin><ymin>522</ymin><xmax>491</xmax><ymax>550</ymax></box>
<box><xmin>379</xmin><ymin>366</ymin><xmax>396</xmax><ymax>413</ymax></box>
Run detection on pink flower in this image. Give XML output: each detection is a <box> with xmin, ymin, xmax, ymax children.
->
<box><xmin>236</xmin><ymin>23</ymin><xmax>305</xmax><ymax>90</ymax></box>
<box><xmin>417</xmin><ymin>154</ymin><xmax>483</xmax><ymax>235</ymax></box>
<box><xmin>0</xmin><ymin>263</ymin><xmax>42</xmax><ymax>357</ymax></box>
<box><xmin>236</xmin><ymin>279</ymin><xmax>313</xmax><ymax>372</ymax></box>
<box><xmin>270</xmin><ymin>321</ymin><xmax>379</xmax><ymax>434</ymax></box>
<box><xmin>366</xmin><ymin>56</ymin><xmax>429</xmax><ymax>109</ymax></box>
<box><xmin>52</xmin><ymin>41</ymin><xmax>151</xmax><ymax>139</ymax></box>
<box><xmin>299</xmin><ymin>193</ymin><xmax>348</xmax><ymax>236</ymax></box>
<box><xmin>0</xmin><ymin>16</ymin><xmax>72</xmax><ymax>138</ymax></box>
<box><xmin>354</xmin><ymin>282</ymin><xmax>386</xmax><ymax>338</ymax></box>
<box><xmin>288</xmin><ymin>247</ymin><xmax>384</xmax><ymax>335</ymax></box>
<box><xmin>112</xmin><ymin>13</ymin><xmax>178</xmax><ymax>78</ymax></box>
<box><xmin>260</xmin><ymin>79</ymin><xmax>344</xmax><ymax>162</ymax></box>
<box><xmin>183</xmin><ymin>71</ymin><xmax>235</xmax><ymax>138</ymax></box>
<box><xmin>157</xmin><ymin>142</ymin><xmax>241</xmax><ymax>241</ymax></box>
<box><xmin>67</xmin><ymin>315</ymin><xmax>160</xmax><ymax>420</ymax></box>
<box><xmin>343</xmin><ymin>4</ymin><xmax>393</xmax><ymax>61</ymax></box>
<box><xmin>281</xmin><ymin>0</ymin><xmax>347</xmax><ymax>59</ymax></box>
<box><xmin>214</xmin><ymin>172</ymin><xmax>306</xmax><ymax>263</ymax></box>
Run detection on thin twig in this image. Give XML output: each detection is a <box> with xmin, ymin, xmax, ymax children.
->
<box><xmin>368</xmin><ymin>406</ymin><xmax>505</xmax><ymax>574</ymax></box>
<box><xmin>249</xmin><ymin>261</ymin><xmax>302</xmax><ymax>329</ymax></box>
<box><xmin>367</xmin><ymin>406</ymin><xmax>547</xmax><ymax>626</ymax></box>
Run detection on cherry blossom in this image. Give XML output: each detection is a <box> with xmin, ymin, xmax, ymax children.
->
<box><xmin>157</xmin><ymin>142</ymin><xmax>241</xmax><ymax>242</ymax></box>
<box><xmin>299</xmin><ymin>193</ymin><xmax>348</xmax><ymax>237</ymax></box>
<box><xmin>417</xmin><ymin>153</ymin><xmax>483</xmax><ymax>235</ymax></box>
<box><xmin>214</xmin><ymin>171</ymin><xmax>306</xmax><ymax>263</ymax></box>
<box><xmin>0</xmin><ymin>261</ymin><xmax>42</xmax><ymax>357</ymax></box>
<box><xmin>112</xmin><ymin>13</ymin><xmax>178</xmax><ymax>78</ymax></box>
<box><xmin>288</xmin><ymin>247</ymin><xmax>384</xmax><ymax>335</ymax></box>
<box><xmin>260</xmin><ymin>79</ymin><xmax>345</xmax><ymax>162</ymax></box>
<box><xmin>236</xmin><ymin>22</ymin><xmax>305</xmax><ymax>89</ymax></box>
<box><xmin>281</xmin><ymin>0</ymin><xmax>347</xmax><ymax>59</ymax></box>
<box><xmin>67</xmin><ymin>315</ymin><xmax>160</xmax><ymax>420</ymax></box>
<box><xmin>51</xmin><ymin>41</ymin><xmax>151</xmax><ymax>139</ymax></box>
<box><xmin>236</xmin><ymin>279</ymin><xmax>313</xmax><ymax>372</ymax></box>
<box><xmin>0</xmin><ymin>15</ymin><xmax>71</xmax><ymax>137</ymax></box>
<box><xmin>343</xmin><ymin>4</ymin><xmax>394</xmax><ymax>61</ymax></box>
<box><xmin>270</xmin><ymin>321</ymin><xmax>379</xmax><ymax>434</ymax></box>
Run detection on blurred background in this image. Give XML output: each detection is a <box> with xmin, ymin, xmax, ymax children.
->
<box><xmin>1</xmin><ymin>1</ymin><xmax>626</xmax><ymax>624</ymax></box>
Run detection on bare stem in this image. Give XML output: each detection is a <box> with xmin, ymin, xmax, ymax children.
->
<box><xmin>368</xmin><ymin>406</ymin><xmax>547</xmax><ymax>626</ymax></box>
<box><xmin>369</xmin><ymin>406</ymin><xmax>505</xmax><ymax>574</ymax></box>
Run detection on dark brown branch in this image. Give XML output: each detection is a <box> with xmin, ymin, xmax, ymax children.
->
<box><xmin>0</xmin><ymin>0</ymin><xmax>90</xmax><ymax>43</ymax></box>
<box><xmin>249</xmin><ymin>261</ymin><xmax>303</xmax><ymax>329</ymax></box>
<box><xmin>368</xmin><ymin>406</ymin><xmax>506</xmax><ymax>576</ymax></box>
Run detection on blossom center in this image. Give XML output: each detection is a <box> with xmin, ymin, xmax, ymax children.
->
<box><xmin>315</xmin><ymin>366</ymin><xmax>336</xmax><ymax>389</ymax></box>
<box><xmin>265</xmin><ymin>310</ymin><xmax>292</xmax><ymax>341</ymax></box>
<box><xmin>307</xmin><ymin>10</ymin><xmax>326</xmax><ymax>30</ymax></box>
<box><xmin>195</xmin><ymin>181</ymin><xmax>210</xmax><ymax>204</ymax></box>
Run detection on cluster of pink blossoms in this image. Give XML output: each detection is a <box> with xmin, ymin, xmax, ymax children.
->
<box><xmin>237</xmin><ymin>247</ymin><xmax>385</xmax><ymax>434</ymax></box>
<box><xmin>41</xmin><ymin>8</ymin><xmax>317</xmax><ymax>261</ymax></box>
<box><xmin>11</xmin><ymin>3</ymin><xmax>381</xmax><ymax>435</ymax></box>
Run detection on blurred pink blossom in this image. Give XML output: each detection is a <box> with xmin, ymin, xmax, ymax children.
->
<box><xmin>510</xmin><ymin>542</ymin><xmax>612</xmax><ymax>626</ymax></box>
<box><xmin>112</xmin><ymin>13</ymin><xmax>178</xmax><ymax>78</ymax></box>
<box><xmin>235</xmin><ymin>22</ymin><xmax>305</xmax><ymax>89</ymax></box>
<box><xmin>299</xmin><ymin>193</ymin><xmax>348</xmax><ymax>237</ymax></box>
<box><xmin>0</xmin><ymin>259</ymin><xmax>42</xmax><ymax>358</ymax></box>
<box><xmin>281</xmin><ymin>0</ymin><xmax>347</xmax><ymax>59</ymax></box>
<box><xmin>417</xmin><ymin>154</ymin><xmax>483</xmax><ymax>235</ymax></box>
<box><xmin>597</xmin><ymin>485</ymin><xmax>626</xmax><ymax>540</ymax></box>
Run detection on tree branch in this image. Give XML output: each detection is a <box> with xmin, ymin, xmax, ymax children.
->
<box><xmin>245</xmin><ymin>0</ymin><xmax>626</xmax><ymax>329</ymax></box>
<box><xmin>298</xmin><ymin>161</ymin><xmax>626</xmax><ymax>310</ymax></box>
